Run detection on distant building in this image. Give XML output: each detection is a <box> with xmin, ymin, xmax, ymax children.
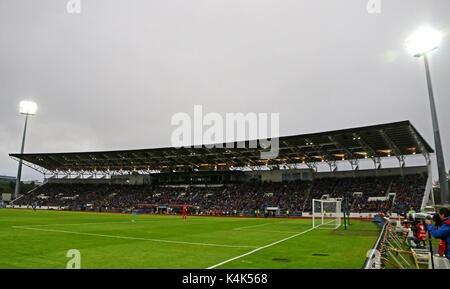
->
<box><xmin>23</xmin><ymin>180</ymin><xmax>43</xmax><ymax>186</ymax></box>
<box><xmin>0</xmin><ymin>175</ymin><xmax>15</xmax><ymax>183</ymax></box>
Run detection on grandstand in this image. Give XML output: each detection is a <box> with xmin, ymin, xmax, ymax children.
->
<box><xmin>9</xmin><ymin>121</ymin><xmax>435</xmax><ymax>217</ymax></box>
<box><xmin>3</xmin><ymin>120</ymin><xmax>441</xmax><ymax>269</ymax></box>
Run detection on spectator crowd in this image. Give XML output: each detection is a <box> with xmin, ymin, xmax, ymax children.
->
<box><xmin>14</xmin><ymin>174</ymin><xmax>426</xmax><ymax>216</ymax></box>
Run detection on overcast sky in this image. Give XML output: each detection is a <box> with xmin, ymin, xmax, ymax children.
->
<box><xmin>0</xmin><ymin>0</ymin><xmax>449</xmax><ymax>181</ymax></box>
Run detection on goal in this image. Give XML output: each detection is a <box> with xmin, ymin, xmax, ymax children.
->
<box><xmin>312</xmin><ymin>199</ymin><xmax>342</xmax><ymax>229</ymax></box>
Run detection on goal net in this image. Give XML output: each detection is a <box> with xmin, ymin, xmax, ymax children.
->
<box><xmin>312</xmin><ymin>199</ymin><xmax>342</xmax><ymax>229</ymax></box>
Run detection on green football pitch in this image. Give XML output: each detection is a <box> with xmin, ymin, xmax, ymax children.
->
<box><xmin>0</xmin><ymin>209</ymin><xmax>380</xmax><ymax>269</ymax></box>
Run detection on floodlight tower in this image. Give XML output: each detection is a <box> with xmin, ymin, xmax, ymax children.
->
<box><xmin>406</xmin><ymin>27</ymin><xmax>448</xmax><ymax>205</ymax></box>
<box><xmin>14</xmin><ymin>101</ymin><xmax>37</xmax><ymax>199</ymax></box>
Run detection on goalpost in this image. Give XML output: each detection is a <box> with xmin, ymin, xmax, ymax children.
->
<box><xmin>312</xmin><ymin>199</ymin><xmax>342</xmax><ymax>229</ymax></box>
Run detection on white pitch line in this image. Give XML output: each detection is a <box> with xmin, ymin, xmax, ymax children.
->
<box><xmin>14</xmin><ymin>219</ymin><xmax>206</xmax><ymax>228</ymax></box>
<box><xmin>207</xmin><ymin>226</ymin><xmax>317</xmax><ymax>269</ymax></box>
<box><xmin>207</xmin><ymin>219</ymin><xmax>337</xmax><ymax>269</ymax></box>
<box><xmin>234</xmin><ymin>228</ymin><xmax>302</xmax><ymax>234</ymax></box>
<box><xmin>11</xmin><ymin>226</ymin><xmax>257</xmax><ymax>248</ymax></box>
<box><xmin>13</xmin><ymin>217</ymin><xmax>239</xmax><ymax>228</ymax></box>
<box><xmin>232</xmin><ymin>221</ymin><xmax>285</xmax><ymax>231</ymax></box>
<box><xmin>13</xmin><ymin>221</ymin><xmax>135</xmax><ymax>228</ymax></box>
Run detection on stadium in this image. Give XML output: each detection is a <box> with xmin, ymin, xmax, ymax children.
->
<box><xmin>1</xmin><ymin>1</ymin><xmax>449</xmax><ymax>277</ymax></box>
<box><xmin>3</xmin><ymin>120</ymin><xmax>445</xmax><ymax>269</ymax></box>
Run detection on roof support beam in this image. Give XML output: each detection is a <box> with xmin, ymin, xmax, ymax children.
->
<box><xmin>352</xmin><ymin>133</ymin><xmax>382</xmax><ymax>169</ymax></box>
<box><xmin>328</xmin><ymin>136</ymin><xmax>356</xmax><ymax>160</ymax></box>
<box><xmin>305</xmin><ymin>138</ymin><xmax>335</xmax><ymax>168</ymax></box>
<box><xmin>408</xmin><ymin>126</ymin><xmax>431</xmax><ymax>165</ymax></box>
<box><xmin>10</xmin><ymin>156</ymin><xmax>52</xmax><ymax>175</ymax></box>
<box><xmin>378</xmin><ymin>129</ymin><xmax>405</xmax><ymax>167</ymax></box>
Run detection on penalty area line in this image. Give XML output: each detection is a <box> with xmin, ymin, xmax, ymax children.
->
<box><xmin>207</xmin><ymin>226</ymin><xmax>317</xmax><ymax>269</ymax></box>
<box><xmin>11</xmin><ymin>226</ymin><xmax>257</xmax><ymax>249</ymax></box>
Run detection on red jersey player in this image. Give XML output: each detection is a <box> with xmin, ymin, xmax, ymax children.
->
<box><xmin>182</xmin><ymin>205</ymin><xmax>187</xmax><ymax>221</ymax></box>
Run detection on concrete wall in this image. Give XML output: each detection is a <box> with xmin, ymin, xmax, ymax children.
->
<box><xmin>314</xmin><ymin>166</ymin><xmax>427</xmax><ymax>179</ymax></box>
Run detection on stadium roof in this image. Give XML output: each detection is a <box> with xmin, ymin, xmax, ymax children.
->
<box><xmin>9</xmin><ymin>120</ymin><xmax>433</xmax><ymax>174</ymax></box>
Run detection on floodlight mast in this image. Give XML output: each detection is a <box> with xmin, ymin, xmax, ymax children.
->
<box><xmin>14</xmin><ymin>101</ymin><xmax>37</xmax><ymax>199</ymax></box>
<box><xmin>406</xmin><ymin>27</ymin><xmax>449</xmax><ymax>205</ymax></box>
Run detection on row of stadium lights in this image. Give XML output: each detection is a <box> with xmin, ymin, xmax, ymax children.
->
<box><xmin>56</xmin><ymin>154</ymin><xmax>420</xmax><ymax>173</ymax></box>
<box><xmin>53</xmin><ymin>153</ymin><xmax>391</xmax><ymax>172</ymax></box>
<box><xmin>51</xmin><ymin>146</ymin><xmax>416</xmax><ymax>172</ymax></box>
<box><xmin>53</xmin><ymin>148</ymin><xmax>418</xmax><ymax>172</ymax></box>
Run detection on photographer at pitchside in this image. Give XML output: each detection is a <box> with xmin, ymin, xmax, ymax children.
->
<box><xmin>425</xmin><ymin>208</ymin><xmax>450</xmax><ymax>259</ymax></box>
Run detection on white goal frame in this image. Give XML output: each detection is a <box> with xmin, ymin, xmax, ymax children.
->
<box><xmin>312</xmin><ymin>199</ymin><xmax>342</xmax><ymax>229</ymax></box>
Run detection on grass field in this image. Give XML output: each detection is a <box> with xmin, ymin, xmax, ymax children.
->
<box><xmin>0</xmin><ymin>209</ymin><xmax>380</xmax><ymax>269</ymax></box>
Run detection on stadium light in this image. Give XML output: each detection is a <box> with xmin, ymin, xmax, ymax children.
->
<box><xmin>14</xmin><ymin>100</ymin><xmax>38</xmax><ymax>199</ymax></box>
<box><xmin>406</xmin><ymin>27</ymin><xmax>449</xmax><ymax>205</ymax></box>
<box><xmin>406</xmin><ymin>27</ymin><xmax>442</xmax><ymax>57</ymax></box>
<box><xmin>19</xmin><ymin>100</ymin><xmax>38</xmax><ymax>115</ymax></box>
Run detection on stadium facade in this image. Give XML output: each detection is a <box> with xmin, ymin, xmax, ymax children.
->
<box><xmin>9</xmin><ymin>121</ymin><xmax>436</xmax><ymax>215</ymax></box>
<box><xmin>0</xmin><ymin>175</ymin><xmax>16</xmax><ymax>183</ymax></box>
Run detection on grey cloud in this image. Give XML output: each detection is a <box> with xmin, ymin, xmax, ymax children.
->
<box><xmin>0</xmin><ymin>0</ymin><xmax>449</xmax><ymax>181</ymax></box>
